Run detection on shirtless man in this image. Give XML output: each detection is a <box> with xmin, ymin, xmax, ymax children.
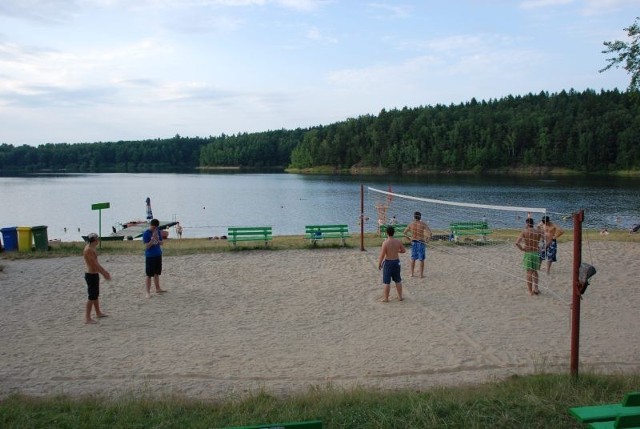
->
<box><xmin>538</xmin><ymin>215</ymin><xmax>564</xmax><ymax>274</ymax></box>
<box><xmin>377</xmin><ymin>226</ymin><xmax>407</xmax><ymax>302</ymax></box>
<box><xmin>403</xmin><ymin>211</ymin><xmax>432</xmax><ymax>278</ymax></box>
<box><xmin>515</xmin><ymin>218</ymin><xmax>543</xmax><ymax>296</ymax></box>
<box><xmin>83</xmin><ymin>233</ymin><xmax>112</xmax><ymax>324</ymax></box>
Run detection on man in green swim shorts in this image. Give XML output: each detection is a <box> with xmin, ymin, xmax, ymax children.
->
<box><xmin>515</xmin><ymin>217</ymin><xmax>543</xmax><ymax>296</ymax></box>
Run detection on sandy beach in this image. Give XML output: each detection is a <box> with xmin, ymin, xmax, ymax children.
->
<box><xmin>1</xmin><ymin>239</ymin><xmax>638</xmax><ymax>400</ymax></box>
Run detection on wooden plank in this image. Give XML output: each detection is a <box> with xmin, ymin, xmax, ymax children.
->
<box><xmin>588</xmin><ymin>413</ymin><xmax>640</xmax><ymax>429</ymax></box>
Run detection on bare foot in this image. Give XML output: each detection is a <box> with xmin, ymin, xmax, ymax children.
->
<box><xmin>96</xmin><ymin>313</ymin><xmax>109</xmax><ymax>318</ymax></box>
<box><xmin>146</xmin><ymin>293</ymin><xmax>152</xmax><ymax>299</ymax></box>
<box><xmin>377</xmin><ymin>298</ymin><xmax>389</xmax><ymax>303</ymax></box>
<box><xmin>420</xmin><ymin>274</ymin><xmax>425</xmax><ymax>278</ymax></box>
<box><xmin>85</xmin><ymin>319</ymin><xmax>97</xmax><ymax>324</ymax></box>
<box><xmin>397</xmin><ymin>297</ymin><xmax>404</xmax><ymax>301</ymax></box>
<box><xmin>156</xmin><ymin>289</ymin><xmax>167</xmax><ymax>294</ymax></box>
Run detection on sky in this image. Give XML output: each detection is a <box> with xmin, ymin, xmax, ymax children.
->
<box><xmin>0</xmin><ymin>0</ymin><xmax>638</xmax><ymax>147</ymax></box>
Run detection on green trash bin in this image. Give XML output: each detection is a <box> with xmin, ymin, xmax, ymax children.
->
<box><xmin>31</xmin><ymin>225</ymin><xmax>49</xmax><ymax>251</ymax></box>
<box><xmin>17</xmin><ymin>226</ymin><xmax>33</xmax><ymax>252</ymax></box>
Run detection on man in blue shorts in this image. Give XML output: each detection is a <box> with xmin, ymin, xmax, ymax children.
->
<box><xmin>403</xmin><ymin>211</ymin><xmax>432</xmax><ymax>278</ymax></box>
<box><xmin>539</xmin><ymin>215</ymin><xmax>564</xmax><ymax>274</ymax></box>
<box><xmin>143</xmin><ymin>219</ymin><xmax>166</xmax><ymax>298</ymax></box>
<box><xmin>377</xmin><ymin>226</ymin><xmax>406</xmax><ymax>302</ymax></box>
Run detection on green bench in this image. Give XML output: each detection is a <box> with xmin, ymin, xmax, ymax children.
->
<box><xmin>225</xmin><ymin>420</ymin><xmax>322</xmax><ymax>429</ymax></box>
<box><xmin>379</xmin><ymin>224</ymin><xmax>409</xmax><ymax>239</ymax></box>
<box><xmin>589</xmin><ymin>414</ymin><xmax>640</xmax><ymax>429</ymax></box>
<box><xmin>305</xmin><ymin>224</ymin><xmax>350</xmax><ymax>246</ymax></box>
<box><xmin>227</xmin><ymin>226</ymin><xmax>273</xmax><ymax>247</ymax></box>
<box><xmin>450</xmin><ymin>221</ymin><xmax>492</xmax><ymax>242</ymax></box>
<box><xmin>570</xmin><ymin>392</ymin><xmax>640</xmax><ymax>425</ymax></box>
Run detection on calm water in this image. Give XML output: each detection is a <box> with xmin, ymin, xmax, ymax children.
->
<box><xmin>1</xmin><ymin>173</ymin><xmax>638</xmax><ymax>242</ymax></box>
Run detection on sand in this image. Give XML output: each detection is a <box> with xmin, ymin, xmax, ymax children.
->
<box><xmin>0</xmin><ymin>239</ymin><xmax>638</xmax><ymax>400</ymax></box>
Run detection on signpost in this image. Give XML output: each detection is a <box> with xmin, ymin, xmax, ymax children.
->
<box><xmin>91</xmin><ymin>202</ymin><xmax>110</xmax><ymax>248</ymax></box>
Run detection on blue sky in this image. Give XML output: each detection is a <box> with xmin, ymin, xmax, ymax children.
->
<box><xmin>0</xmin><ymin>0</ymin><xmax>638</xmax><ymax>146</ymax></box>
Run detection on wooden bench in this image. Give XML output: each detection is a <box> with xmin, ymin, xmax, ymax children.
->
<box><xmin>570</xmin><ymin>392</ymin><xmax>640</xmax><ymax>424</ymax></box>
<box><xmin>305</xmin><ymin>224</ymin><xmax>350</xmax><ymax>246</ymax></box>
<box><xmin>225</xmin><ymin>420</ymin><xmax>322</xmax><ymax>429</ymax></box>
<box><xmin>450</xmin><ymin>221</ymin><xmax>492</xmax><ymax>242</ymax></box>
<box><xmin>379</xmin><ymin>224</ymin><xmax>409</xmax><ymax>239</ymax></box>
<box><xmin>227</xmin><ymin>226</ymin><xmax>272</xmax><ymax>247</ymax></box>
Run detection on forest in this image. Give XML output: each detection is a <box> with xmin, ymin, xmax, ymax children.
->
<box><xmin>0</xmin><ymin>89</ymin><xmax>638</xmax><ymax>175</ymax></box>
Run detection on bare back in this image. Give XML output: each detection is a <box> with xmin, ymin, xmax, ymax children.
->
<box><xmin>516</xmin><ymin>227</ymin><xmax>542</xmax><ymax>252</ymax></box>
<box><xmin>405</xmin><ymin>220</ymin><xmax>432</xmax><ymax>242</ymax></box>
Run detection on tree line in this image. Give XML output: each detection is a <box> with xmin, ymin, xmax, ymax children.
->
<box><xmin>1</xmin><ymin>88</ymin><xmax>638</xmax><ymax>175</ymax></box>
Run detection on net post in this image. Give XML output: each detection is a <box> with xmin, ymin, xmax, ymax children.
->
<box><xmin>360</xmin><ymin>184</ymin><xmax>365</xmax><ymax>251</ymax></box>
<box><xmin>570</xmin><ymin>209</ymin><xmax>584</xmax><ymax>380</ymax></box>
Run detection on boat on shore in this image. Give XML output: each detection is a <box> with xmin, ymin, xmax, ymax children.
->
<box><xmin>81</xmin><ymin>221</ymin><xmax>178</xmax><ymax>242</ymax></box>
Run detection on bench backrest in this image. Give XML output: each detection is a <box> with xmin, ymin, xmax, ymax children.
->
<box><xmin>305</xmin><ymin>225</ymin><xmax>348</xmax><ymax>234</ymax></box>
<box><xmin>450</xmin><ymin>222</ymin><xmax>489</xmax><ymax>230</ymax></box>
<box><xmin>228</xmin><ymin>227</ymin><xmax>272</xmax><ymax>238</ymax></box>
<box><xmin>380</xmin><ymin>224</ymin><xmax>408</xmax><ymax>237</ymax></box>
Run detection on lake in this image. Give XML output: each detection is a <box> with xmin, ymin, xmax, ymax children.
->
<box><xmin>0</xmin><ymin>173</ymin><xmax>638</xmax><ymax>242</ymax></box>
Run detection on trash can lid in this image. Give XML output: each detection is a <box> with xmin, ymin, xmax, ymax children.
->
<box><xmin>17</xmin><ymin>226</ymin><xmax>32</xmax><ymax>230</ymax></box>
<box><xmin>31</xmin><ymin>225</ymin><xmax>47</xmax><ymax>230</ymax></box>
<box><xmin>1</xmin><ymin>226</ymin><xmax>18</xmax><ymax>231</ymax></box>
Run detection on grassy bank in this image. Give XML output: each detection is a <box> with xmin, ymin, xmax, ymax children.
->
<box><xmin>1</xmin><ymin>373</ymin><xmax>639</xmax><ymax>428</ymax></box>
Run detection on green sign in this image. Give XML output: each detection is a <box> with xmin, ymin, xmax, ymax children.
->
<box><xmin>92</xmin><ymin>202</ymin><xmax>110</xmax><ymax>210</ymax></box>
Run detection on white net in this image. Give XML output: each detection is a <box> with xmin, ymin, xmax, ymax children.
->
<box><xmin>368</xmin><ymin>186</ymin><xmax>574</xmax><ymax>303</ymax></box>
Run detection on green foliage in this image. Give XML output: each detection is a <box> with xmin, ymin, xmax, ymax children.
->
<box><xmin>601</xmin><ymin>17</ymin><xmax>640</xmax><ymax>92</ymax></box>
<box><xmin>1</xmin><ymin>373</ymin><xmax>638</xmax><ymax>428</ymax></box>
<box><xmin>1</xmin><ymin>90</ymin><xmax>639</xmax><ymax>175</ymax></box>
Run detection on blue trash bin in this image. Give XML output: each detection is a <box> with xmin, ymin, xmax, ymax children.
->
<box><xmin>1</xmin><ymin>227</ymin><xmax>18</xmax><ymax>251</ymax></box>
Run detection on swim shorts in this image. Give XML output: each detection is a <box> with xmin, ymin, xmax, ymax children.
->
<box><xmin>411</xmin><ymin>240</ymin><xmax>426</xmax><ymax>261</ymax></box>
<box><xmin>145</xmin><ymin>255</ymin><xmax>163</xmax><ymax>277</ymax></box>
<box><xmin>540</xmin><ymin>239</ymin><xmax>557</xmax><ymax>262</ymax></box>
<box><xmin>382</xmin><ymin>259</ymin><xmax>401</xmax><ymax>285</ymax></box>
<box><xmin>85</xmin><ymin>272</ymin><xmax>100</xmax><ymax>300</ymax></box>
<box><xmin>523</xmin><ymin>251</ymin><xmax>541</xmax><ymax>271</ymax></box>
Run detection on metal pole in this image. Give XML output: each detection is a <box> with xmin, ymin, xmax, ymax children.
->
<box><xmin>98</xmin><ymin>209</ymin><xmax>102</xmax><ymax>249</ymax></box>
<box><xmin>360</xmin><ymin>184</ymin><xmax>365</xmax><ymax>251</ymax></box>
<box><xmin>570</xmin><ymin>209</ymin><xmax>584</xmax><ymax>379</ymax></box>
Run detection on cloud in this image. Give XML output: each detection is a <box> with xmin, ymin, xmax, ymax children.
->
<box><xmin>519</xmin><ymin>0</ymin><xmax>573</xmax><ymax>9</ymax></box>
<box><xmin>306</xmin><ymin>26</ymin><xmax>338</xmax><ymax>44</ymax></box>
<box><xmin>367</xmin><ymin>2</ymin><xmax>412</xmax><ymax>19</ymax></box>
<box><xmin>0</xmin><ymin>0</ymin><xmax>82</xmax><ymax>24</ymax></box>
<box><xmin>582</xmin><ymin>0</ymin><xmax>640</xmax><ymax>15</ymax></box>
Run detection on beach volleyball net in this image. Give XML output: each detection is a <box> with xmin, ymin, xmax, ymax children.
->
<box><xmin>368</xmin><ymin>186</ymin><xmax>575</xmax><ymax>301</ymax></box>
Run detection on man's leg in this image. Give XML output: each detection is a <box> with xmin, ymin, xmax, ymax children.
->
<box><xmin>145</xmin><ymin>276</ymin><xmax>152</xmax><ymax>298</ymax></box>
<box><xmin>85</xmin><ymin>300</ymin><xmax>96</xmax><ymax>324</ymax></box>
<box><xmin>526</xmin><ymin>270</ymin><xmax>533</xmax><ymax>295</ymax></box>
<box><xmin>419</xmin><ymin>260</ymin><xmax>425</xmax><ymax>278</ymax></box>
<box><xmin>409</xmin><ymin>259</ymin><xmax>416</xmax><ymax>277</ymax></box>
<box><xmin>532</xmin><ymin>270</ymin><xmax>539</xmax><ymax>294</ymax></box>
<box><xmin>395</xmin><ymin>283</ymin><xmax>403</xmax><ymax>301</ymax></box>
<box><xmin>154</xmin><ymin>274</ymin><xmax>166</xmax><ymax>293</ymax></box>
<box><xmin>380</xmin><ymin>284</ymin><xmax>390</xmax><ymax>302</ymax></box>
